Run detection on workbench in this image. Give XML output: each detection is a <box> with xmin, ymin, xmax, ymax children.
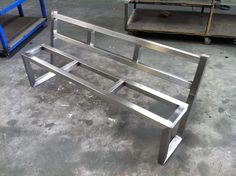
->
<box><xmin>124</xmin><ymin>0</ymin><xmax>236</xmax><ymax>44</ymax></box>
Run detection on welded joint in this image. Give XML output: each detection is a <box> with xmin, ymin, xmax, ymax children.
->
<box><xmin>108</xmin><ymin>79</ymin><xmax>125</xmax><ymax>93</ymax></box>
<box><xmin>51</xmin><ymin>10</ymin><xmax>58</xmax><ymax>19</ymax></box>
<box><xmin>87</xmin><ymin>29</ymin><xmax>95</xmax><ymax>46</ymax></box>
<box><xmin>133</xmin><ymin>44</ymin><xmax>142</xmax><ymax>63</ymax></box>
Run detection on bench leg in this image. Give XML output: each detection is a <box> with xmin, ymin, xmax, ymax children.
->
<box><xmin>22</xmin><ymin>56</ymin><xmax>36</xmax><ymax>87</ymax></box>
<box><xmin>177</xmin><ymin>108</ymin><xmax>191</xmax><ymax>137</ymax></box>
<box><xmin>158</xmin><ymin>127</ymin><xmax>182</xmax><ymax>164</ymax></box>
<box><xmin>22</xmin><ymin>52</ymin><xmax>78</xmax><ymax>87</ymax></box>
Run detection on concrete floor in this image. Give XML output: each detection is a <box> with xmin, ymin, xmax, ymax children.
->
<box><xmin>0</xmin><ymin>0</ymin><xmax>236</xmax><ymax>176</ymax></box>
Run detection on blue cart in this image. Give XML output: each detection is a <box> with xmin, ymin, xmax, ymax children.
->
<box><xmin>0</xmin><ymin>0</ymin><xmax>47</xmax><ymax>56</ymax></box>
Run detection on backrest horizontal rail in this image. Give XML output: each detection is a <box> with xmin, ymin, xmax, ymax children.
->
<box><xmin>53</xmin><ymin>12</ymin><xmax>200</xmax><ymax>63</ymax></box>
<box><xmin>54</xmin><ymin>32</ymin><xmax>192</xmax><ymax>88</ymax></box>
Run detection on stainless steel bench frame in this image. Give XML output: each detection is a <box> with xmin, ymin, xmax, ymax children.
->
<box><xmin>21</xmin><ymin>11</ymin><xmax>208</xmax><ymax>165</ymax></box>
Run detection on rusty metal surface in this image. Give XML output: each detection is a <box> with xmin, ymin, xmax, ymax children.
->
<box><xmin>209</xmin><ymin>13</ymin><xmax>236</xmax><ymax>38</ymax></box>
<box><xmin>125</xmin><ymin>1</ymin><xmax>236</xmax><ymax>39</ymax></box>
<box><xmin>128</xmin><ymin>0</ymin><xmax>236</xmax><ymax>6</ymax></box>
<box><xmin>128</xmin><ymin>0</ymin><xmax>212</xmax><ymax>6</ymax></box>
<box><xmin>127</xmin><ymin>9</ymin><xmax>208</xmax><ymax>35</ymax></box>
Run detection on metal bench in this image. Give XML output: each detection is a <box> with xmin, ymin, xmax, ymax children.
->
<box><xmin>21</xmin><ymin>11</ymin><xmax>208</xmax><ymax>164</ymax></box>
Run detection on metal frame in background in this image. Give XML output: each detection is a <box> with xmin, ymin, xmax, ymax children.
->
<box><xmin>0</xmin><ymin>0</ymin><xmax>47</xmax><ymax>56</ymax></box>
<box><xmin>124</xmin><ymin>0</ymin><xmax>236</xmax><ymax>44</ymax></box>
<box><xmin>21</xmin><ymin>11</ymin><xmax>208</xmax><ymax>164</ymax></box>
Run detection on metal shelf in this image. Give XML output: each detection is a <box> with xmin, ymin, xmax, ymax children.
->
<box><xmin>125</xmin><ymin>0</ymin><xmax>236</xmax><ymax>43</ymax></box>
<box><xmin>0</xmin><ymin>16</ymin><xmax>46</xmax><ymax>51</ymax></box>
<box><xmin>129</xmin><ymin>0</ymin><xmax>236</xmax><ymax>6</ymax></box>
<box><xmin>209</xmin><ymin>13</ymin><xmax>236</xmax><ymax>38</ymax></box>
<box><xmin>0</xmin><ymin>0</ymin><xmax>47</xmax><ymax>56</ymax></box>
<box><xmin>128</xmin><ymin>0</ymin><xmax>213</xmax><ymax>7</ymax></box>
<box><xmin>0</xmin><ymin>0</ymin><xmax>28</xmax><ymax>16</ymax></box>
<box><xmin>126</xmin><ymin>9</ymin><xmax>209</xmax><ymax>35</ymax></box>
